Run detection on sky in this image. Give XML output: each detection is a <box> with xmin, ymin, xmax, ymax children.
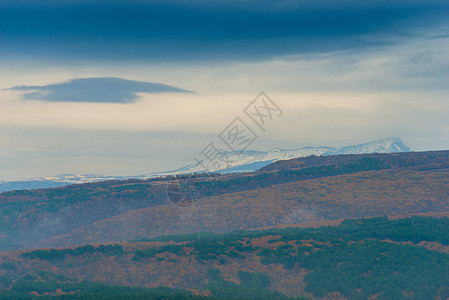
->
<box><xmin>0</xmin><ymin>0</ymin><xmax>448</xmax><ymax>180</ymax></box>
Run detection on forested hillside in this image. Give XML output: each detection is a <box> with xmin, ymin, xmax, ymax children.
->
<box><xmin>1</xmin><ymin>151</ymin><xmax>449</xmax><ymax>298</ymax></box>
<box><xmin>42</xmin><ymin>168</ymin><xmax>449</xmax><ymax>248</ymax></box>
<box><xmin>0</xmin><ymin>150</ymin><xmax>448</xmax><ymax>250</ymax></box>
<box><xmin>2</xmin><ymin>217</ymin><xmax>449</xmax><ymax>299</ymax></box>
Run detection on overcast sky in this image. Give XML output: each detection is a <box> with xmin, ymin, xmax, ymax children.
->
<box><xmin>0</xmin><ymin>0</ymin><xmax>448</xmax><ymax>180</ymax></box>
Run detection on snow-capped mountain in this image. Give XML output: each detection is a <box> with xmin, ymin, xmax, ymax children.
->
<box><xmin>0</xmin><ymin>137</ymin><xmax>410</xmax><ymax>193</ymax></box>
<box><xmin>323</xmin><ymin>137</ymin><xmax>410</xmax><ymax>156</ymax></box>
<box><xmin>147</xmin><ymin>137</ymin><xmax>411</xmax><ymax>176</ymax></box>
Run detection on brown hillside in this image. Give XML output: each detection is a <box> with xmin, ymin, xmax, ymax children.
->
<box><xmin>43</xmin><ymin>168</ymin><xmax>449</xmax><ymax>248</ymax></box>
<box><xmin>1</xmin><ymin>150</ymin><xmax>448</xmax><ymax>251</ymax></box>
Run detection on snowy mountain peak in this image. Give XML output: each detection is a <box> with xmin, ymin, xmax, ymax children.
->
<box><xmin>146</xmin><ymin>137</ymin><xmax>411</xmax><ymax>177</ymax></box>
<box><xmin>323</xmin><ymin>137</ymin><xmax>410</xmax><ymax>156</ymax></box>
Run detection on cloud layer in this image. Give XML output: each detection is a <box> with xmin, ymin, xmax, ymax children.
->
<box><xmin>7</xmin><ymin>77</ymin><xmax>192</xmax><ymax>103</ymax></box>
<box><xmin>0</xmin><ymin>0</ymin><xmax>448</xmax><ymax>181</ymax></box>
<box><xmin>1</xmin><ymin>0</ymin><xmax>448</xmax><ymax>62</ymax></box>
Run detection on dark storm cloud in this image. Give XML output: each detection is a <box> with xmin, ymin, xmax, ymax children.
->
<box><xmin>6</xmin><ymin>77</ymin><xmax>192</xmax><ymax>103</ymax></box>
<box><xmin>1</xmin><ymin>0</ymin><xmax>448</xmax><ymax>62</ymax></box>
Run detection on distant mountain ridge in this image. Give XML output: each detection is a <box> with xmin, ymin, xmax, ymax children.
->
<box><xmin>146</xmin><ymin>137</ymin><xmax>411</xmax><ymax>176</ymax></box>
<box><xmin>0</xmin><ymin>137</ymin><xmax>410</xmax><ymax>193</ymax></box>
<box><xmin>0</xmin><ymin>174</ymin><xmax>122</xmax><ymax>193</ymax></box>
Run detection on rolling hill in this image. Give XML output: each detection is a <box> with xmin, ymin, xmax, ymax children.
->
<box><xmin>2</xmin><ymin>216</ymin><xmax>449</xmax><ymax>299</ymax></box>
<box><xmin>1</xmin><ymin>150</ymin><xmax>449</xmax><ymax>298</ymax></box>
<box><xmin>0</xmin><ymin>150</ymin><xmax>448</xmax><ymax>251</ymax></box>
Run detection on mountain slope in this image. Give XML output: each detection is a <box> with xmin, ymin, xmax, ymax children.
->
<box><xmin>42</xmin><ymin>168</ymin><xmax>449</xmax><ymax>248</ymax></box>
<box><xmin>0</xmin><ymin>150</ymin><xmax>447</xmax><ymax>251</ymax></box>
